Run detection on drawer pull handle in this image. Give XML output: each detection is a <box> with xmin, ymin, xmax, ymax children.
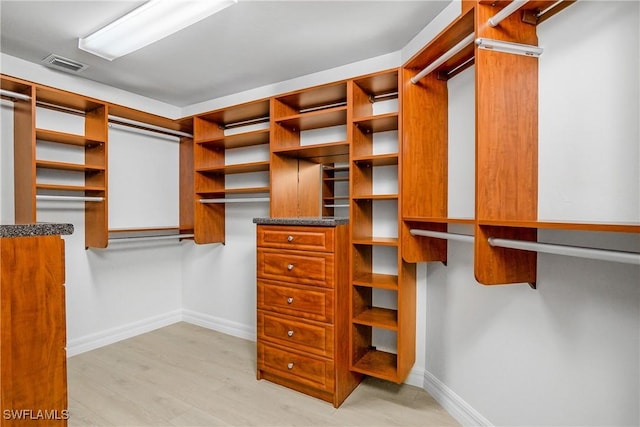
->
<box><xmin>287</xmin><ymin>297</ymin><xmax>294</xmax><ymax>304</ymax></box>
<box><xmin>287</xmin><ymin>362</ymin><xmax>294</xmax><ymax>370</ymax></box>
<box><xmin>287</xmin><ymin>235</ymin><xmax>294</xmax><ymax>242</ymax></box>
<box><xmin>287</xmin><ymin>330</ymin><xmax>294</xmax><ymax>337</ymax></box>
<box><xmin>287</xmin><ymin>264</ymin><xmax>294</xmax><ymax>271</ymax></box>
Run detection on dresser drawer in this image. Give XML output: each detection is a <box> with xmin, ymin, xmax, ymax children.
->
<box><xmin>258</xmin><ymin>342</ymin><xmax>334</xmax><ymax>393</ymax></box>
<box><xmin>258</xmin><ymin>280</ymin><xmax>334</xmax><ymax>323</ymax></box>
<box><xmin>258</xmin><ymin>225</ymin><xmax>334</xmax><ymax>252</ymax></box>
<box><xmin>258</xmin><ymin>311</ymin><xmax>334</xmax><ymax>358</ymax></box>
<box><xmin>257</xmin><ymin>248</ymin><xmax>334</xmax><ymax>288</ymax></box>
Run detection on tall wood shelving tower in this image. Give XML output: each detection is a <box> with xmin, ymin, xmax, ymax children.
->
<box><xmin>401</xmin><ymin>0</ymin><xmax>638</xmax><ymax>287</ymax></box>
<box><xmin>349</xmin><ymin>70</ymin><xmax>416</xmax><ymax>383</ymax></box>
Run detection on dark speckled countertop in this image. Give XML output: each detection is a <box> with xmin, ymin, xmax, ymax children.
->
<box><xmin>0</xmin><ymin>223</ymin><xmax>74</xmax><ymax>238</ymax></box>
<box><xmin>253</xmin><ymin>217</ymin><xmax>349</xmax><ymax>227</ymax></box>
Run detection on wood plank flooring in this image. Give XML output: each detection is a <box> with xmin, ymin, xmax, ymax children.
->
<box><xmin>67</xmin><ymin>322</ymin><xmax>459</xmax><ymax>426</ymax></box>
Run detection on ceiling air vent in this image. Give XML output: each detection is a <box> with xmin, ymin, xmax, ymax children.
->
<box><xmin>41</xmin><ymin>54</ymin><xmax>88</xmax><ymax>73</ymax></box>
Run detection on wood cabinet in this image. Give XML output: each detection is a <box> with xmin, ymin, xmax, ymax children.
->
<box><xmin>256</xmin><ymin>223</ymin><xmax>360</xmax><ymax>407</ymax></box>
<box><xmin>0</xmin><ymin>234</ymin><xmax>68</xmax><ymax>426</ymax></box>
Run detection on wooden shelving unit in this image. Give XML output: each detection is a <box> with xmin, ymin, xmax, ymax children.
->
<box><xmin>399</xmin><ymin>1</ymin><xmax>637</xmax><ymax>287</ymax></box>
<box><xmin>348</xmin><ymin>69</ymin><xmax>416</xmax><ymax>384</ymax></box>
<box><xmin>193</xmin><ymin>99</ymin><xmax>270</xmax><ymax>243</ymax></box>
<box><xmin>270</xmin><ymin>82</ymin><xmax>349</xmax><ymax>218</ymax></box>
<box><xmin>28</xmin><ymin>85</ymin><xmax>109</xmax><ymax>248</ymax></box>
<box><xmin>3</xmin><ymin>74</ymin><xmax>194</xmax><ymax>248</ymax></box>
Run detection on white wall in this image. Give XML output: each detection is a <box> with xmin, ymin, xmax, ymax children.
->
<box><xmin>0</xmin><ymin>93</ymin><xmax>185</xmax><ymax>356</ymax></box>
<box><xmin>424</xmin><ymin>2</ymin><xmax>640</xmax><ymax>426</ymax></box>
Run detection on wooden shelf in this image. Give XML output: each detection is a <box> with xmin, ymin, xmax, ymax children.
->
<box><xmin>35</xmin><ymin>129</ymin><xmax>104</xmax><ymax>147</ymax></box>
<box><xmin>277</xmin><ymin>83</ymin><xmax>347</xmax><ymax>112</ymax></box>
<box><xmin>353</xmin><ymin>113</ymin><xmax>398</xmax><ymax>133</ymax></box>
<box><xmin>36</xmin><ymin>183</ymin><xmax>105</xmax><ymax>192</ymax></box>
<box><xmin>353</xmin><ymin>307</ymin><xmax>398</xmax><ymax>330</ymax></box>
<box><xmin>195</xmin><ymin>129</ymin><xmax>269</xmax><ymax>149</ymax></box>
<box><xmin>352</xmin><ymin>237</ymin><xmax>399</xmax><ymax>247</ymax></box>
<box><xmin>36</xmin><ymin>160</ymin><xmax>105</xmax><ymax>173</ymax></box>
<box><xmin>196</xmin><ymin>161</ymin><xmax>269</xmax><ymax>175</ymax></box>
<box><xmin>36</xmin><ymin>86</ymin><xmax>105</xmax><ymax>113</ymax></box>
<box><xmin>276</xmin><ymin>106</ymin><xmax>347</xmax><ymax>131</ymax></box>
<box><xmin>354</xmin><ymin>70</ymin><xmax>399</xmax><ymax>97</ymax></box>
<box><xmin>273</xmin><ymin>141</ymin><xmax>349</xmax><ymax>161</ymax></box>
<box><xmin>197</xmin><ymin>99</ymin><xmax>270</xmax><ymax>128</ymax></box>
<box><xmin>351</xmin><ymin>349</ymin><xmax>398</xmax><ymax>382</ymax></box>
<box><xmin>353</xmin><ymin>154</ymin><xmax>398</xmax><ymax>167</ymax></box>
<box><xmin>352</xmin><ymin>273</ymin><xmax>398</xmax><ymax>290</ymax></box>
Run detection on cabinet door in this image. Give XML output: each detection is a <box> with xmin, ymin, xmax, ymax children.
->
<box><xmin>1</xmin><ymin>235</ymin><xmax>67</xmax><ymax>423</ymax></box>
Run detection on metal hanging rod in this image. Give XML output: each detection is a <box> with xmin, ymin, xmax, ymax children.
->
<box><xmin>324</xmin><ymin>204</ymin><xmax>350</xmax><ymax>208</ymax></box>
<box><xmin>410</xmin><ymin>229</ymin><xmax>474</xmax><ymax>243</ymax></box>
<box><xmin>36</xmin><ymin>195</ymin><xmax>104</xmax><ymax>202</ymax></box>
<box><xmin>368</xmin><ymin>92</ymin><xmax>399</xmax><ymax>103</ymax></box>
<box><xmin>488</xmin><ymin>237</ymin><xmax>640</xmax><ymax>265</ymax></box>
<box><xmin>36</xmin><ymin>100</ymin><xmax>86</xmax><ymax>116</ymax></box>
<box><xmin>108</xmin><ymin>115</ymin><xmax>192</xmax><ymax>138</ymax></box>
<box><xmin>108</xmin><ymin>233</ymin><xmax>194</xmax><ymax>244</ymax></box>
<box><xmin>199</xmin><ymin>197</ymin><xmax>270</xmax><ymax>204</ymax></box>
<box><xmin>411</xmin><ymin>33</ymin><xmax>475</xmax><ymax>84</ymax></box>
<box><xmin>108</xmin><ymin>122</ymin><xmax>181</xmax><ymax>141</ymax></box>
<box><xmin>488</xmin><ymin>0</ymin><xmax>529</xmax><ymax>27</ymax></box>
<box><xmin>223</xmin><ymin>116</ymin><xmax>270</xmax><ymax>130</ymax></box>
<box><xmin>299</xmin><ymin>101</ymin><xmax>347</xmax><ymax>114</ymax></box>
<box><xmin>444</xmin><ymin>56</ymin><xmax>476</xmax><ymax>78</ymax></box>
<box><xmin>0</xmin><ymin>89</ymin><xmax>31</xmax><ymax>102</ymax></box>
<box><xmin>537</xmin><ymin>0</ymin><xmax>563</xmax><ymax>16</ymax></box>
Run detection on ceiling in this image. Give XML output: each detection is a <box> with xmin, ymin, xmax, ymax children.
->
<box><xmin>0</xmin><ymin>1</ymin><xmax>450</xmax><ymax>107</ymax></box>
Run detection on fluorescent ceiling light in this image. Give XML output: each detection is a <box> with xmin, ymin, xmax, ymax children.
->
<box><xmin>78</xmin><ymin>0</ymin><xmax>237</xmax><ymax>61</ymax></box>
<box><xmin>475</xmin><ymin>38</ymin><xmax>543</xmax><ymax>58</ymax></box>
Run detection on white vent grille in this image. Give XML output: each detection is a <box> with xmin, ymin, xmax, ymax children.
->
<box><xmin>41</xmin><ymin>54</ymin><xmax>88</xmax><ymax>73</ymax></box>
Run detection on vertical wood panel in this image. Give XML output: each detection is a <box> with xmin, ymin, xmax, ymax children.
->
<box><xmin>85</xmin><ymin>105</ymin><xmax>108</xmax><ymax>248</ymax></box>
<box><xmin>12</xmin><ymin>86</ymin><xmax>36</xmax><ymax>224</ymax></box>
<box><xmin>474</xmin><ymin>2</ymin><xmax>538</xmax><ymax>284</ymax></box>
<box><xmin>1</xmin><ymin>235</ymin><xmax>67</xmax><ymax>426</ymax></box>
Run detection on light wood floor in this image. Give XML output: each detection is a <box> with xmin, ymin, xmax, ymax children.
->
<box><xmin>67</xmin><ymin>322</ymin><xmax>459</xmax><ymax>426</ymax></box>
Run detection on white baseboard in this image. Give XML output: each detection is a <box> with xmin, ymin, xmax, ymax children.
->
<box><xmin>423</xmin><ymin>370</ymin><xmax>493</xmax><ymax>427</ymax></box>
<box><xmin>66</xmin><ymin>310</ymin><xmax>182</xmax><ymax>357</ymax></box>
<box><xmin>405</xmin><ymin>366</ymin><xmax>426</xmax><ymax>387</ymax></box>
<box><xmin>182</xmin><ymin>309</ymin><xmax>255</xmax><ymax>342</ymax></box>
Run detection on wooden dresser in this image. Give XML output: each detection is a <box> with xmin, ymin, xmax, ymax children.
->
<box><xmin>1</xmin><ymin>225</ymin><xmax>71</xmax><ymax>426</ymax></box>
<box><xmin>255</xmin><ymin>221</ymin><xmax>361</xmax><ymax>407</ymax></box>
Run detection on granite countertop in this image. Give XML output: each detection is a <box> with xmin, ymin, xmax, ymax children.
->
<box><xmin>0</xmin><ymin>223</ymin><xmax>74</xmax><ymax>238</ymax></box>
<box><xmin>253</xmin><ymin>217</ymin><xmax>349</xmax><ymax>227</ymax></box>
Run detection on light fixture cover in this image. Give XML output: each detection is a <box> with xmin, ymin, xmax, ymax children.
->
<box><xmin>78</xmin><ymin>0</ymin><xmax>237</xmax><ymax>60</ymax></box>
<box><xmin>475</xmin><ymin>37</ymin><xmax>543</xmax><ymax>57</ymax></box>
